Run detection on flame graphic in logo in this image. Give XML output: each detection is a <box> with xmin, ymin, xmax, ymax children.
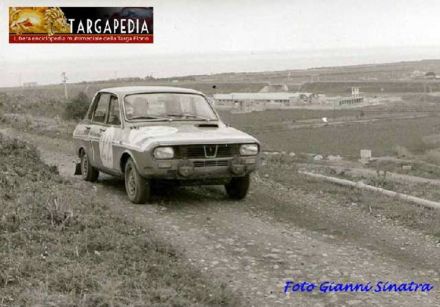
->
<box><xmin>9</xmin><ymin>7</ymin><xmax>70</xmax><ymax>35</ymax></box>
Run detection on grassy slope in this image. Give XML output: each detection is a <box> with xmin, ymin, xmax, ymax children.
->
<box><xmin>258</xmin><ymin>154</ymin><xmax>440</xmax><ymax>240</ymax></box>
<box><xmin>0</xmin><ymin>135</ymin><xmax>238</xmax><ymax>306</ymax></box>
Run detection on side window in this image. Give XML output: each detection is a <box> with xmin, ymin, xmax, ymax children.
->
<box><xmin>108</xmin><ymin>95</ymin><xmax>121</xmax><ymax>125</ymax></box>
<box><xmin>92</xmin><ymin>93</ymin><xmax>110</xmax><ymax>123</ymax></box>
<box><xmin>85</xmin><ymin>95</ymin><xmax>98</xmax><ymax>120</ymax></box>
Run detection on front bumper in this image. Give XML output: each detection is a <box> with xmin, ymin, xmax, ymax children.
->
<box><xmin>140</xmin><ymin>156</ymin><xmax>259</xmax><ymax>180</ymax></box>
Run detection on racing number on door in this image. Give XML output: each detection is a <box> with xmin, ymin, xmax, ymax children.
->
<box><xmin>99</xmin><ymin>127</ymin><xmax>115</xmax><ymax>169</ymax></box>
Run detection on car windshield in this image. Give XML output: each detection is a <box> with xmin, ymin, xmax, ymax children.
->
<box><xmin>124</xmin><ymin>93</ymin><xmax>218</xmax><ymax>121</ymax></box>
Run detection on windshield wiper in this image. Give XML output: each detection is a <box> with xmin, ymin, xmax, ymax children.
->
<box><xmin>166</xmin><ymin>114</ymin><xmax>212</xmax><ymax>121</ymax></box>
<box><xmin>130</xmin><ymin>116</ymin><xmax>169</xmax><ymax>121</ymax></box>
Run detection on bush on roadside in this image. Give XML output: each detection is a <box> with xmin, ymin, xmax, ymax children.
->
<box><xmin>63</xmin><ymin>91</ymin><xmax>90</xmax><ymax>120</ymax></box>
<box><xmin>392</xmin><ymin>145</ymin><xmax>413</xmax><ymax>158</ymax></box>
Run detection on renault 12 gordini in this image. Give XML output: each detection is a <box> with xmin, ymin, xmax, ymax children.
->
<box><xmin>73</xmin><ymin>86</ymin><xmax>260</xmax><ymax>203</ymax></box>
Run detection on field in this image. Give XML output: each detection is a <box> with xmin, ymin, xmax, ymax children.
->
<box><xmin>222</xmin><ymin>112</ymin><xmax>440</xmax><ymax>157</ymax></box>
<box><xmin>219</xmin><ymin>101</ymin><xmax>440</xmax><ymax>158</ymax></box>
<box><xmin>192</xmin><ymin>59</ymin><xmax>440</xmax><ymax>87</ymax></box>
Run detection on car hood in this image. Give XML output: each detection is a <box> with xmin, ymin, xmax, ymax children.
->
<box><xmin>124</xmin><ymin>123</ymin><xmax>258</xmax><ymax>151</ymax></box>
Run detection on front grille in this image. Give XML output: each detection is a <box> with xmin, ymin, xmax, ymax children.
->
<box><xmin>174</xmin><ymin>144</ymin><xmax>237</xmax><ymax>159</ymax></box>
<box><xmin>193</xmin><ymin>160</ymin><xmax>229</xmax><ymax>168</ymax></box>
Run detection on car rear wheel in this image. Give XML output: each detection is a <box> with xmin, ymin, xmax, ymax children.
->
<box><xmin>225</xmin><ymin>174</ymin><xmax>250</xmax><ymax>200</ymax></box>
<box><xmin>125</xmin><ymin>158</ymin><xmax>150</xmax><ymax>204</ymax></box>
<box><xmin>81</xmin><ymin>151</ymin><xmax>99</xmax><ymax>182</ymax></box>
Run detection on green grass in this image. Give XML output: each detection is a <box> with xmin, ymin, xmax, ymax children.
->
<box><xmin>0</xmin><ymin>135</ymin><xmax>239</xmax><ymax>306</ymax></box>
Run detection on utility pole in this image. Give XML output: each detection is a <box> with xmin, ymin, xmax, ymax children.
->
<box><xmin>61</xmin><ymin>72</ymin><xmax>68</xmax><ymax>100</ymax></box>
<box><xmin>423</xmin><ymin>81</ymin><xmax>426</xmax><ymax>104</ymax></box>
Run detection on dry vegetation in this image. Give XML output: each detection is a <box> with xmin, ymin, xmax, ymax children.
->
<box><xmin>258</xmin><ymin>153</ymin><xmax>440</xmax><ymax>241</ymax></box>
<box><xmin>0</xmin><ymin>81</ymin><xmax>266</xmax><ymax>139</ymax></box>
<box><xmin>63</xmin><ymin>92</ymin><xmax>90</xmax><ymax>121</ymax></box>
<box><xmin>0</xmin><ymin>135</ymin><xmax>238</xmax><ymax>306</ymax></box>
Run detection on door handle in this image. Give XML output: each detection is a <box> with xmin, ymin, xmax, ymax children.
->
<box><xmin>99</xmin><ymin>128</ymin><xmax>107</xmax><ymax>132</ymax></box>
<box><xmin>84</xmin><ymin>126</ymin><xmax>91</xmax><ymax>131</ymax></box>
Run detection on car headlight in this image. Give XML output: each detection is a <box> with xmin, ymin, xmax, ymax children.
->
<box><xmin>153</xmin><ymin>147</ymin><xmax>174</xmax><ymax>159</ymax></box>
<box><xmin>239</xmin><ymin>144</ymin><xmax>259</xmax><ymax>156</ymax></box>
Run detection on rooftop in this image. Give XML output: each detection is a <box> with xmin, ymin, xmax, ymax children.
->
<box><xmin>213</xmin><ymin>92</ymin><xmax>308</xmax><ymax>100</ymax></box>
<box><xmin>100</xmin><ymin>86</ymin><xmax>203</xmax><ymax>95</ymax></box>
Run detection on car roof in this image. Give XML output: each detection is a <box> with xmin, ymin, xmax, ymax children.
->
<box><xmin>99</xmin><ymin>86</ymin><xmax>203</xmax><ymax>96</ymax></box>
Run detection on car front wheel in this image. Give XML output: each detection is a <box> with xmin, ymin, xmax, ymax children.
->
<box><xmin>81</xmin><ymin>151</ymin><xmax>99</xmax><ymax>182</ymax></box>
<box><xmin>125</xmin><ymin>158</ymin><xmax>150</xmax><ymax>204</ymax></box>
<box><xmin>225</xmin><ymin>174</ymin><xmax>250</xmax><ymax>200</ymax></box>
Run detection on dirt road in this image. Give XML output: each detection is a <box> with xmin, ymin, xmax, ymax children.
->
<box><xmin>3</xmin><ymin>127</ymin><xmax>439</xmax><ymax>306</ymax></box>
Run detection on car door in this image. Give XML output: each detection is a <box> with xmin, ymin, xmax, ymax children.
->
<box><xmin>99</xmin><ymin>94</ymin><xmax>122</xmax><ymax>172</ymax></box>
<box><xmin>89</xmin><ymin>92</ymin><xmax>111</xmax><ymax>169</ymax></box>
<box><xmin>73</xmin><ymin>96</ymin><xmax>95</xmax><ymax>160</ymax></box>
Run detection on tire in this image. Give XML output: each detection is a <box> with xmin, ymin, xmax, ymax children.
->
<box><xmin>225</xmin><ymin>174</ymin><xmax>250</xmax><ymax>200</ymax></box>
<box><xmin>125</xmin><ymin>158</ymin><xmax>150</xmax><ymax>204</ymax></box>
<box><xmin>80</xmin><ymin>151</ymin><xmax>99</xmax><ymax>182</ymax></box>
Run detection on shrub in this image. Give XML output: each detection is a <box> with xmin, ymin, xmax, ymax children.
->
<box><xmin>63</xmin><ymin>91</ymin><xmax>90</xmax><ymax>120</ymax></box>
<box><xmin>392</xmin><ymin>145</ymin><xmax>412</xmax><ymax>158</ymax></box>
<box><xmin>424</xmin><ymin>149</ymin><xmax>440</xmax><ymax>164</ymax></box>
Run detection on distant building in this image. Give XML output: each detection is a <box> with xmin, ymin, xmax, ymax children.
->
<box><xmin>259</xmin><ymin>84</ymin><xmax>289</xmax><ymax>93</ymax></box>
<box><xmin>22</xmin><ymin>82</ymin><xmax>38</xmax><ymax>88</ymax></box>
<box><xmin>213</xmin><ymin>86</ymin><xmax>366</xmax><ymax>112</ymax></box>
<box><xmin>335</xmin><ymin>96</ymin><xmax>364</xmax><ymax>106</ymax></box>
<box><xmin>411</xmin><ymin>70</ymin><xmax>425</xmax><ymax>79</ymax></box>
<box><xmin>411</xmin><ymin>71</ymin><xmax>440</xmax><ymax>80</ymax></box>
<box><xmin>327</xmin><ymin>87</ymin><xmax>364</xmax><ymax>106</ymax></box>
<box><xmin>213</xmin><ymin>92</ymin><xmax>324</xmax><ymax>112</ymax></box>
<box><xmin>352</xmin><ymin>87</ymin><xmax>360</xmax><ymax>97</ymax></box>
<box><xmin>425</xmin><ymin>72</ymin><xmax>437</xmax><ymax>79</ymax></box>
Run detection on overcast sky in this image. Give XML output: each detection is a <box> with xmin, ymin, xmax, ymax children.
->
<box><xmin>2</xmin><ymin>0</ymin><xmax>440</xmax><ymax>86</ymax></box>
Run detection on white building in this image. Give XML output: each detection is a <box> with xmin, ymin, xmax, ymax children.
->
<box><xmin>326</xmin><ymin>87</ymin><xmax>364</xmax><ymax>107</ymax></box>
<box><xmin>22</xmin><ymin>82</ymin><xmax>38</xmax><ymax>88</ymax></box>
<box><xmin>213</xmin><ymin>92</ymin><xmax>321</xmax><ymax>112</ymax></box>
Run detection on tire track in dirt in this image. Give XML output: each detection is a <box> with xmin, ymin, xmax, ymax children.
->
<box><xmin>3</xmin><ymin>127</ymin><xmax>439</xmax><ymax>306</ymax></box>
